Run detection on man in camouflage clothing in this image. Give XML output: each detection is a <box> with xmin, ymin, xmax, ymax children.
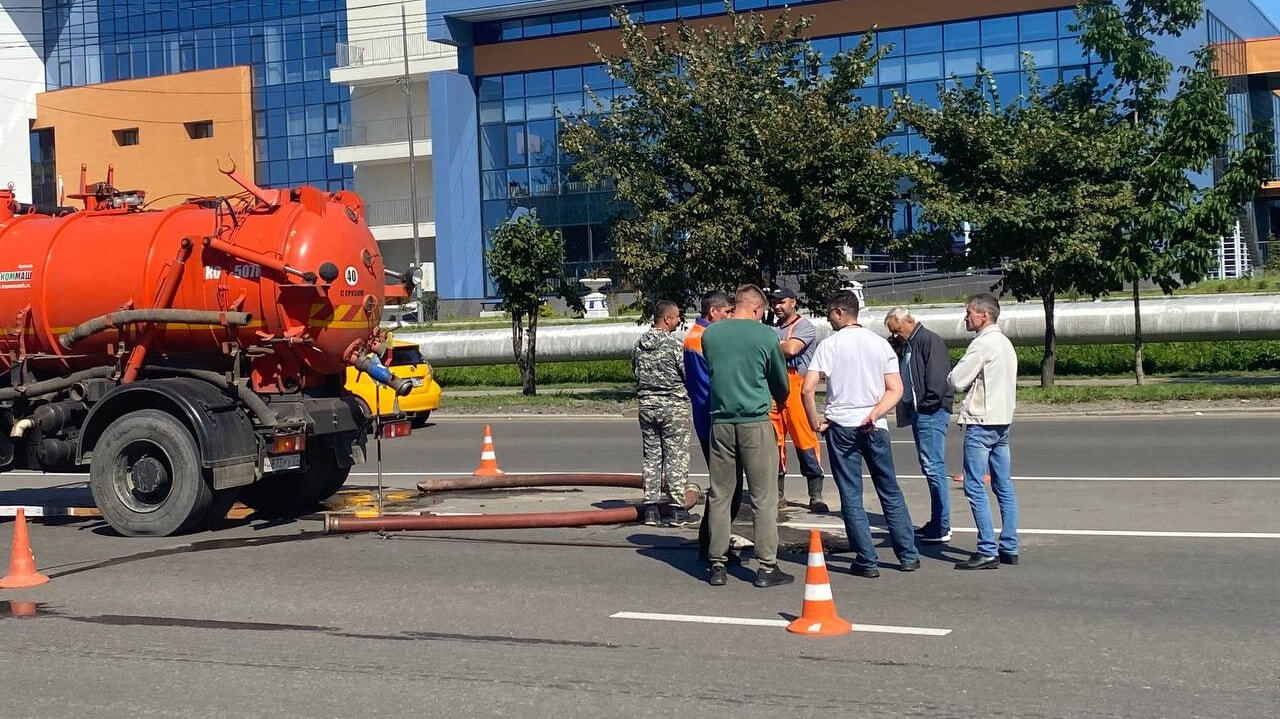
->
<box><xmin>632</xmin><ymin>299</ymin><xmax>696</xmax><ymax>527</ymax></box>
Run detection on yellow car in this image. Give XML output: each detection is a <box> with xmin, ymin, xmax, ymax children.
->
<box><xmin>345</xmin><ymin>340</ymin><xmax>441</xmax><ymax>427</ymax></box>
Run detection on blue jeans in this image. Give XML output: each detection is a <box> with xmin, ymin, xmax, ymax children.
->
<box><xmin>825</xmin><ymin>424</ymin><xmax>918</xmax><ymax>569</ymax></box>
<box><xmin>908</xmin><ymin>408</ymin><xmax>950</xmax><ymax>533</ymax></box>
<box><xmin>962</xmin><ymin>424</ymin><xmax>1017</xmax><ymax>557</ymax></box>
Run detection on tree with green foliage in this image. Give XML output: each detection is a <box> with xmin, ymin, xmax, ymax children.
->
<box><xmin>486</xmin><ymin>212</ymin><xmax>585</xmax><ymax>395</ymax></box>
<box><xmin>899</xmin><ymin>69</ymin><xmax>1133</xmax><ymax>387</ymax></box>
<box><xmin>560</xmin><ymin>8</ymin><xmax>905</xmax><ymax>315</ymax></box>
<box><xmin>1077</xmin><ymin>0</ymin><xmax>1271</xmax><ymax>384</ymax></box>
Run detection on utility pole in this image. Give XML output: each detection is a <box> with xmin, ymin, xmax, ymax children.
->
<box><xmin>402</xmin><ymin>6</ymin><xmax>424</xmax><ymax>323</ymax></box>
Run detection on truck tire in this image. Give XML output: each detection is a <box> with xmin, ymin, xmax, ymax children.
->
<box><xmin>238</xmin><ymin>442</ymin><xmax>351</xmax><ymax>515</ymax></box>
<box><xmin>411</xmin><ymin>411</ymin><xmax>430</xmax><ymax>428</ymax></box>
<box><xmin>89</xmin><ymin>409</ymin><xmax>214</xmax><ymax>537</ymax></box>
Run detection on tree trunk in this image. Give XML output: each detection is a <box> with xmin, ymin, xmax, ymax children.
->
<box><xmin>1132</xmin><ymin>280</ymin><xmax>1145</xmax><ymax>385</ymax></box>
<box><xmin>522</xmin><ymin>306</ymin><xmax>539</xmax><ymax>396</ymax></box>
<box><xmin>1041</xmin><ymin>288</ymin><xmax>1056</xmax><ymax>389</ymax></box>
<box><xmin>512</xmin><ymin>311</ymin><xmax>529</xmax><ymax>394</ymax></box>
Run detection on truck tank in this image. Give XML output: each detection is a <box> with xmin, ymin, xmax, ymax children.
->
<box><xmin>0</xmin><ymin>166</ymin><xmax>388</xmax><ymax>393</ymax></box>
<box><xmin>0</xmin><ymin>166</ymin><xmax>416</xmax><ymax>537</ymax></box>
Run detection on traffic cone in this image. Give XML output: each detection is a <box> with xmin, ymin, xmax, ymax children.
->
<box><xmin>472</xmin><ymin>424</ymin><xmax>505</xmax><ymax>477</ymax></box>
<box><xmin>0</xmin><ymin>509</ymin><xmax>50</xmax><ymax>589</ymax></box>
<box><xmin>786</xmin><ymin>529</ymin><xmax>851</xmax><ymax>637</ymax></box>
<box><xmin>952</xmin><ymin>473</ymin><xmax>990</xmax><ymax>483</ymax></box>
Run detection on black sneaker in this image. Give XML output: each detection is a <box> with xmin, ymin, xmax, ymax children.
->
<box><xmin>708</xmin><ymin>564</ymin><xmax>727</xmax><ymax>586</ymax></box>
<box><xmin>753</xmin><ymin>565</ymin><xmax>794</xmax><ymax>588</ymax></box>
<box><xmin>665</xmin><ymin>508</ymin><xmax>698</xmax><ymax>527</ymax></box>
<box><xmin>642</xmin><ymin>505</ymin><xmax>660</xmax><ymax>526</ymax></box>
<box><xmin>955</xmin><ymin>553</ymin><xmax>999</xmax><ymax>570</ymax></box>
<box><xmin>808</xmin><ymin>499</ymin><xmax>829</xmax><ymax>514</ymax></box>
<box><xmin>917</xmin><ymin>529</ymin><xmax>952</xmax><ymax>544</ymax></box>
<box><xmin>850</xmin><ymin>563</ymin><xmax>881</xmax><ymax>578</ymax></box>
<box><xmin>999</xmin><ymin>552</ymin><xmax>1019</xmax><ymax>565</ymax></box>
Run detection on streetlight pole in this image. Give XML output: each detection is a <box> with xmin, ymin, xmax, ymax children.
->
<box><xmin>402</xmin><ymin>6</ymin><xmax>424</xmax><ymax>323</ymax></box>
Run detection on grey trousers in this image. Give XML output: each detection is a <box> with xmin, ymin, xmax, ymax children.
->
<box><xmin>707</xmin><ymin>420</ymin><xmax>780</xmax><ymax>568</ymax></box>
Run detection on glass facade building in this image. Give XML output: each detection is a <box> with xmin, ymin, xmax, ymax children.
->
<box><xmin>426</xmin><ymin>0</ymin><xmax>1276</xmax><ymax>305</ymax></box>
<box><xmin>475</xmin><ymin>6</ymin><xmax>1108</xmax><ymax>263</ymax></box>
<box><xmin>39</xmin><ymin>0</ymin><xmax>353</xmax><ymax>190</ymax></box>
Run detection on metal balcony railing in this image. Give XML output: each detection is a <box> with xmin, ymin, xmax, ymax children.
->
<box><xmin>338</xmin><ymin>116</ymin><xmax>430</xmax><ymax>147</ymax></box>
<box><xmin>365</xmin><ymin>196</ymin><xmax>435</xmax><ymax>227</ymax></box>
<box><xmin>335</xmin><ymin>35</ymin><xmax>454</xmax><ymax>68</ymax></box>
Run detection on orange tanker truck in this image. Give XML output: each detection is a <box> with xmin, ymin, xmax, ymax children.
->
<box><xmin>0</xmin><ymin>164</ymin><xmax>418</xmax><ymax>536</ymax></box>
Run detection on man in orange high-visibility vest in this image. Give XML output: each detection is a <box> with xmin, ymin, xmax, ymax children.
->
<box><xmin>768</xmin><ymin>287</ymin><xmax>827</xmax><ymax>514</ymax></box>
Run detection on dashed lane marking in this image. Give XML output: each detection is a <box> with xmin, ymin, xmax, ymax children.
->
<box><xmin>782</xmin><ymin>521</ymin><xmax>1280</xmax><ymax>539</ymax></box>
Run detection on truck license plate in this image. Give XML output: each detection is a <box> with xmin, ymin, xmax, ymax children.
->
<box><xmin>263</xmin><ymin>454</ymin><xmax>301</xmax><ymax>473</ymax></box>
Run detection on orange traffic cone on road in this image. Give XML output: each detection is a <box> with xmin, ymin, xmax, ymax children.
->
<box><xmin>952</xmin><ymin>473</ymin><xmax>990</xmax><ymax>483</ymax></box>
<box><xmin>472</xmin><ymin>424</ymin><xmax>505</xmax><ymax>477</ymax></box>
<box><xmin>786</xmin><ymin>530</ymin><xmax>851</xmax><ymax>637</ymax></box>
<box><xmin>0</xmin><ymin>509</ymin><xmax>50</xmax><ymax>589</ymax></box>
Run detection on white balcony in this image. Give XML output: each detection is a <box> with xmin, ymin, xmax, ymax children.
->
<box><xmin>365</xmin><ymin>196</ymin><xmax>436</xmax><ymax>242</ymax></box>
<box><xmin>334</xmin><ymin>116</ymin><xmax>432</xmax><ymax>165</ymax></box>
<box><xmin>331</xmin><ymin>35</ymin><xmax>457</xmax><ymax>85</ymax></box>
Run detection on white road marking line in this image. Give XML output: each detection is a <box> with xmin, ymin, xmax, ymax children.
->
<box><xmin>7</xmin><ymin>470</ymin><xmax>1280</xmax><ymax>482</ymax></box>
<box><xmin>610</xmin><ymin>611</ymin><xmax>951</xmax><ymax>636</ymax></box>
<box><xmin>782</xmin><ymin>521</ymin><xmax>1280</xmax><ymax>539</ymax></box>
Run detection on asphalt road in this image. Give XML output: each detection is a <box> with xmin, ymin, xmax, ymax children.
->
<box><xmin>1</xmin><ymin>413</ymin><xmax>1277</xmax><ymax>718</ymax></box>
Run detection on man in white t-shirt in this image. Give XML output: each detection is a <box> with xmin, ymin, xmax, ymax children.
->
<box><xmin>802</xmin><ymin>290</ymin><xmax>920</xmax><ymax>577</ymax></box>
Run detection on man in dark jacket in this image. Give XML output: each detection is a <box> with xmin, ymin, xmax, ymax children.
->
<box><xmin>885</xmin><ymin>306</ymin><xmax>955</xmax><ymax>543</ymax></box>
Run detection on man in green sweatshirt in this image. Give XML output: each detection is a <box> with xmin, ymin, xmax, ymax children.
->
<box><xmin>700</xmin><ymin>284</ymin><xmax>794</xmax><ymax>588</ymax></box>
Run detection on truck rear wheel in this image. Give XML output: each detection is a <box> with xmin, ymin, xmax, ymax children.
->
<box><xmin>238</xmin><ymin>442</ymin><xmax>351</xmax><ymax>515</ymax></box>
<box><xmin>89</xmin><ymin>409</ymin><xmax>213</xmax><ymax>537</ymax></box>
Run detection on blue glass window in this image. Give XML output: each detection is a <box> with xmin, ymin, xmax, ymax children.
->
<box><xmin>581</xmin><ymin>8</ymin><xmax>611</xmax><ymax>30</ymax></box>
<box><xmin>1058</xmin><ymin>37</ymin><xmax>1086</xmax><ymax>66</ymax></box>
<box><xmin>904</xmin><ymin>25</ymin><xmax>941</xmax><ymax>55</ymax></box>
<box><xmin>678</xmin><ymin>0</ymin><xmax>701</xmax><ymax>18</ymax></box>
<box><xmin>877</xmin><ymin>29</ymin><xmax>904</xmax><ymax>58</ymax></box>
<box><xmin>503</xmin><ymin>74</ymin><xmax>525</xmax><ymax>98</ymax></box>
<box><xmin>480</xmin><ymin>125</ymin><xmax>506</xmax><ymax>170</ymax></box>
<box><xmin>500</xmin><ymin>20</ymin><xmax>522</xmax><ymax>41</ymax></box>
<box><xmin>478</xmin><ymin>77</ymin><xmax>503</xmax><ymax>102</ymax></box>
<box><xmin>981</xmin><ymin>44</ymin><xmax>1019</xmax><ymax>73</ymax></box>
<box><xmin>582</xmin><ymin>65</ymin><xmax>611</xmax><ymax>91</ymax></box>
<box><xmin>1058</xmin><ymin>9</ymin><xmax>1081</xmax><ymax>38</ymax></box>
<box><xmin>523</xmin><ymin>15</ymin><xmax>551</xmax><ymax>38</ymax></box>
<box><xmin>506</xmin><ymin>123</ymin><xmax>527</xmax><ymax>165</ymax></box>
<box><xmin>507</xmin><ymin>169</ymin><xmax>530</xmax><ymax>197</ymax></box>
<box><xmin>526</xmin><ymin>95</ymin><xmax>555</xmax><ymax>120</ymax></box>
<box><xmin>526</xmin><ymin>120</ymin><xmax>558</xmax><ymax>165</ymax></box>
<box><xmin>1019</xmin><ymin>12</ymin><xmax>1057</xmax><ymax>42</ymax></box>
<box><xmin>524</xmin><ymin>70</ymin><xmax>554</xmax><ymax>96</ymax></box>
<box><xmin>944</xmin><ymin>21</ymin><xmax>980</xmax><ymax>50</ymax></box>
<box><xmin>482</xmin><ymin>170</ymin><xmax>507</xmax><ymax>200</ymax></box>
<box><xmin>991</xmin><ymin>71</ymin><xmax>1020</xmax><ymax>104</ymax></box>
<box><xmin>479</xmin><ymin>101</ymin><xmax>503</xmax><ymax>124</ymax></box>
<box><xmin>906</xmin><ymin>81</ymin><xmax>942</xmax><ymax>110</ymax></box>
<box><xmin>945</xmin><ymin>48</ymin><xmax>980</xmax><ymax>77</ymax></box>
<box><xmin>648</xmin><ymin>0</ymin><xmax>678</xmax><ymax>22</ymax></box>
<box><xmin>1021</xmin><ymin>39</ymin><xmax>1057</xmax><ymax>69</ymax></box>
<box><xmin>554</xmin><ymin>66</ymin><xmax>583</xmax><ymax>93</ymax></box>
<box><xmin>552</xmin><ymin>13</ymin><xmax>580</xmax><ymax>34</ymax></box>
<box><xmin>811</xmin><ymin>37</ymin><xmax>840</xmax><ymax>62</ymax></box>
<box><xmin>504</xmin><ymin>98</ymin><xmax>525</xmax><ymax>123</ymax></box>
<box><xmin>981</xmin><ymin>17</ymin><xmax>1018</xmax><ymax>46</ymax></box>
<box><xmin>906</xmin><ymin>53</ymin><xmax>942</xmax><ymax>81</ymax></box>
<box><xmin>878</xmin><ymin>57</ymin><xmax>905</xmax><ymax>85</ymax></box>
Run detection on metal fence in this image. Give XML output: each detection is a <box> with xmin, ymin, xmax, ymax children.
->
<box><xmin>365</xmin><ymin>196</ymin><xmax>436</xmax><ymax>226</ymax></box>
<box><xmin>338</xmin><ymin>116</ymin><xmax>430</xmax><ymax>146</ymax></box>
<box><xmin>335</xmin><ymin>35</ymin><xmax>453</xmax><ymax>68</ymax></box>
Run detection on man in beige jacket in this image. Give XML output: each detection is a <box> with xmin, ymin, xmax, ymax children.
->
<box><xmin>948</xmin><ymin>293</ymin><xmax>1019</xmax><ymax>570</ymax></box>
